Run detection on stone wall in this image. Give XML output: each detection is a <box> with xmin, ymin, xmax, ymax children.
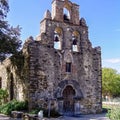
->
<box><xmin>0</xmin><ymin>58</ymin><xmax>26</xmax><ymax>101</ymax></box>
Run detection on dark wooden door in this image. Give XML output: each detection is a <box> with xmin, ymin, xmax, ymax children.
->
<box><xmin>63</xmin><ymin>85</ymin><xmax>75</xmax><ymax>115</ymax></box>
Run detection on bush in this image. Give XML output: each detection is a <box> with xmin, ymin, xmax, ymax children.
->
<box><xmin>29</xmin><ymin>108</ymin><xmax>40</xmax><ymax>114</ymax></box>
<box><xmin>0</xmin><ymin>100</ymin><xmax>28</xmax><ymax>115</ymax></box>
<box><xmin>0</xmin><ymin>89</ymin><xmax>8</xmax><ymax>105</ymax></box>
<box><xmin>106</xmin><ymin>106</ymin><xmax>120</xmax><ymax>120</ymax></box>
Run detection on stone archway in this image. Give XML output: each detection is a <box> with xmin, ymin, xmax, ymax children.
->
<box><xmin>63</xmin><ymin>85</ymin><xmax>75</xmax><ymax>115</ymax></box>
<box><xmin>10</xmin><ymin>73</ymin><xmax>14</xmax><ymax>100</ymax></box>
<box><xmin>54</xmin><ymin>80</ymin><xmax>83</xmax><ymax>115</ymax></box>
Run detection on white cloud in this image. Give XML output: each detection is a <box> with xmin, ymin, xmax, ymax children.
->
<box><xmin>103</xmin><ymin>59</ymin><xmax>120</xmax><ymax>64</ymax></box>
<box><xmin>102</xmin><ymin>59</ymin><xmax>120</xmax><ymax>73</ymax></box>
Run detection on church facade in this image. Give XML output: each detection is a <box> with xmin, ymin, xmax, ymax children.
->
<box><xmin>0</xmin><ymin>0</ymin><xmax>102</xmax><ymax>115</ymax></box>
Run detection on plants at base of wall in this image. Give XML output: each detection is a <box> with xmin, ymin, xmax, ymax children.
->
<box><xmin>106</xmin><ymin>105</ymin><xmax>120</xmax><ymax>120</ymax></box>
<box><xmin>0</xmin><ymin>100</ymin><xmax>28</xmax><ymax>115</ymax></box>
<box><xmin>0</xmin><ymin>89</ymin><xmax>8</xmax><ymax>105</ymax></box>
<box><xmin>30</xmin><ymin>108</ymin><xmax>61</xmax><ymax>118</ymax></box>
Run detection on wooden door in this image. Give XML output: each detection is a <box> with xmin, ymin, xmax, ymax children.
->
<box><xmin>63</xmin><ymin>85</ymin><xmax>75</xmax><ymax>115</ymax></box>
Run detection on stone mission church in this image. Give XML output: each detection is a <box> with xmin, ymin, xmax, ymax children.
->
<box><xmin>0</xmin><ymin>0</ymin><xmax>102</xmax><ymax>115</ymax></box>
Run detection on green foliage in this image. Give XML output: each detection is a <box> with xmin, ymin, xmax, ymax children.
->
<box><xmin>30</xmin><ymin>109</ymin><xmax>40</xmax><ymax>114</ymax></box>
<box><xmin>106</xmin><ymin>106</ymin><xmax>120</xmax><ymax>120</ymax></box>
<box><xmin>10</xmin><ymin>51</ymin><xmax>29</xmax><ymax>85</ymax></box>
<box><xmin>0</xmin><ymin>100</ymin><xmax>28</xmax><ymax>115</ymax></box>
<box><xmin>0</xmin><ymin>89</ymin><xmax>8</xmax><ymax>105</ymax></box>
<box><xmin>102</xmin><ymin>68</ymin><xmax>120</xmax><ymax>98</ymax></box>
<box><xmin>10</xmin><ymin>51</ymin><xmax>24</xmax><ymax>73</ymax></box>
<box><xmin>0</xmin><ymin>0</ymin><xmax>22</xmax><ymax>61</ymax></box>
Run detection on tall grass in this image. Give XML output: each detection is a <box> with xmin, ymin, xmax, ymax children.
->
<box><xmin>103</xmin><ymin>102</ymin><xmax>120</xmax><ymax>120</ymax></box>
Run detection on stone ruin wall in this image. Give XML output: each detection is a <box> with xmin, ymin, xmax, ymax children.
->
<box><xmin>0</xmin><ymin>59</ymin><xmax>26</xmax><ymax>101</ymax></box>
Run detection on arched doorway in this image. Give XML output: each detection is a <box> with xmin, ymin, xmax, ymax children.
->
<box><xmin>10</xmin><ymin>73</ymin><xmax>14</xmax><ymax>100</ymax></box>
<box><xmin>63</xmin><ymin>85</ymin><xmax>75</xmax><ymax>115</ymax></box>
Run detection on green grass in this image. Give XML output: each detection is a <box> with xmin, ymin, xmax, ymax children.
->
<box><xmin>103</xmin><ymin>103</ymin><xmax>120</xmax><ymax>120</ymax></box>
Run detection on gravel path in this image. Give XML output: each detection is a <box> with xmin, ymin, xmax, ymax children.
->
<box><xmin>45</xmin><ymin>113</ymin><xmax>110</xmax><ymax>120</ymax></box>
<box><xmin>58</xmin><ymin>115</ymin><xmax>109</xmax><ymax>120</ymax></box>
<box><xmin>0</xmin><ymin>113</ymin><xmax>110</xmax><ymax>120</ymax></box>
<box><xmin>0</xmin><ymin>114</ymin><xmax>10</xmax><ymax>120</ymax></box>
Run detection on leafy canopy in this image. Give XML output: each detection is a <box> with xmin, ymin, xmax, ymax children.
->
<box><xmin>0</xmin><ymin>0</ymin><xmax>22</xmax><ymax>61</ymax></box>
<box><xmin>102</xmin><ymin>68</ymin><xmax>120</xmax><ymax>98</ymax></box>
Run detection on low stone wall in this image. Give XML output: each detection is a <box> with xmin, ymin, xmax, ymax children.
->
<box><xmin>11</xmin><ymin>111</ymin><xmax>39</xmax><ymax>120</ymax></box>
<box><xmin>22</xmin><ymin>113</ymin><xmax>38</xmax><ymax>120</ymax></box>
<box><xmin>11</xmin><ymin>111</ymin><xmax>23</xmax><ymax>119</ymax></box>
<box><xmin>103</xmin><ymin>102</ymin><xmax>120</xmax><ymax>105</ymax></box>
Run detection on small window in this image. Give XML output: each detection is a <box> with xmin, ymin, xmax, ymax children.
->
<box><xmin>0</xmin><ymin>77</ymin><xmax>2</xmax><ymax>88</ymax></box>
<box><xmin>66</xmin><ymin>63</ymin><xmax>71</xmax><ymax>72</ymax></box>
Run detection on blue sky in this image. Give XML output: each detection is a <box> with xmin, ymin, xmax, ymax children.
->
<box><xmin>7</xmin><ymin>0</ymin><xmax>120</xmax><ymax>72</ymax></box>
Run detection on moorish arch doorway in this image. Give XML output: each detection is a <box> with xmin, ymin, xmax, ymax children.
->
<box><xmin>63</xmin><ymin>85</ymin><xmax>76</xmax><ymax>115</ymax></box>
<box><xmin>55</xmin><ymin>80</ymin><xmax>83</xmax><ymax>115</ymax></box>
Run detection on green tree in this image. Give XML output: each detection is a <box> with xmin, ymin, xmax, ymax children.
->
<box><xmin>0</xmin><ymin>0</ymin><xmax>22</xmax><ymax>61</ymax></box>
<box><xmin>102</xmin><ymin>68</ymin><xmax>120</xmax><ymax>99</ymax></box>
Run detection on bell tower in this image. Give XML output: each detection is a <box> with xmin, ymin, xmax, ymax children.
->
<box><xmin>34</xmin><ymin>0</ymin><xmax>102</xmax><ymax>115</ymax></box>
<box><xmin>52</xmin><ymin>0</ymin><xmax>79</xmax><ymax>25</ymax></box>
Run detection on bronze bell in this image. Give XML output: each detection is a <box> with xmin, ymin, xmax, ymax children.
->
<box><xmin>73</xmin><ymin>39</ymin><xmax>77</xmax><ymax>45</ymax></box>
<box><xmin>54</xmin><ymin>36</ymin><xmax>59</xmax><ymax>42</ymax></box>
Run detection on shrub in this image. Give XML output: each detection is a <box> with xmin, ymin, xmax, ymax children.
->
<box><xmin>0</xmin><ymin>100</ymin><xmax>28</xmax><ymax>115</ymax></box>
<box><xmin>29</xmin><ymin>108</ymin><xmax>41</xmax><ymax>114</ymax></box>
<box><xmin>106</xmin><ymin>105</ymin><xmax>120</xmax><ymax>120</ymax></box>
<box><xmin>0</xmin><ymin>89</ymin><xmax>8</xmax><ymax>105</ymax></box>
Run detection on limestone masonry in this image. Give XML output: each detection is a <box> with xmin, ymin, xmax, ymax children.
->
<box><xmin>0</xmin><ymin>0</ymin><xmax>102</xmax><ymax>115</ymax></box>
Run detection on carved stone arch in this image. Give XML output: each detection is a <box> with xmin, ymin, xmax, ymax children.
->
<box><xmin>54</xmin><ymin>80</ymin><xmax>83</xmax><ymax>115</ymax></box>
<box><xmin>62</xmin><ymin>84</ymin><xmax>76</xmax><ymax>97</ymax></box>
<box><xmin>64</xmin><ymin>50</ymin><xmax>74</xmax><ymax>72</ymax></box>
<box><xmin>64</xmin><ymin>50</ymin><xmax>73</xmax><ymax>63</ymax></box>
<box><xmin>54</xmin><ymin>80</ymin><xmax>83</xmax><ymax>100</ymax></box>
